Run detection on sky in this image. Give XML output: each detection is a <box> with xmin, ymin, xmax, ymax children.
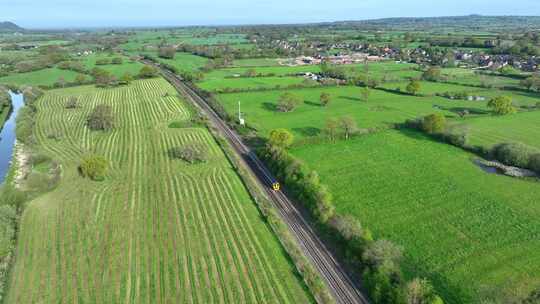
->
<box><xmin>1</xmin><ymin>0</ymin><xmax>540</xmax><ymax>29</ymax></box>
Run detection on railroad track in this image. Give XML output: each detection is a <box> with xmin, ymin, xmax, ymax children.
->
<box><xmin>149</xmin><ymin>61</ymin><xmax>369</xmax><ymax>304</ymax></box>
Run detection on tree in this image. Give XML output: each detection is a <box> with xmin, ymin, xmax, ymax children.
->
<box><xmin>363</xmin><ymin>239</ymin><xmax>403</xmax><ymax>270</ymax></box>
<box><xmin>80</xmin><ymin>155</ymin><xmax>108</xmax><ymax>181</ymax></box>
<box><xmin>276</xmin><ymin>92</ymin><xmax>301</xmax><ymax>112</ymax></box>
<box><xmin>320</xmin><ymin>92</ymin><xmax>331</xmax><ymax>107</ymax></box>
<box><xmin>244</xmin><ymin>68</ymin><xmax>257</xmax><ymax>77</ymax></box>
<box><xmin>361</xmin><ymin>86</ymin><xmax>371</xmax><ymax>102</ymax></box>
<box><xmin>422</xmin><ymin>113</ymin><xmax>446</xmax><ymax>134</ymax></box>
<box><xmin>268</xmin><ymin>128</ymin><xmax>294</xmax><ymax>149</ymax></box>
<box><xmin>138</xmin><ymin>65</ymin><xmax>159</xmax><ymax>79</ymax></box>
<box><xmin>406</xmin><ymin>278</ymin><xmax>444</xmax><ymax>304</ymax></box>
<box><xmin>339</xmin><ymin>116</ymin><xmax>359</xmax><ymax>140</ymax></box>
<box><xmin>65</xmin><ymin>97</ymin><xmax>78</xmax><ymax>109</ymax></box>
<box><xmin>75</xmin><ymin>74</ymin><xmax>87</xmax><ymax>85</ymax></box>
<box><xmin>406</xmin><ymin>80</ymin><xmax>421</xmax><ymax>95</ymax></box>
<box><xmin>323</xmin><ymin>118</ymin><xmax>339</xmax><ymax>141</ymax></box>
<box><xmin>158</xmin><ymin>46</ymin><xmax>176</xmax><ymax>59</ymax></box>
<box><xmin>55</xmin><ymin>76</ymin><xmax>66</xmax><ymax>88</ymax></box>
<box><xmin>92</xmin><ymin>68</ymin><xmax>116</xmax><ymax>87</ymax></box>
<box><xmin>520</xmin><ymin>75</ymin><xmax>540</xmax><ymax>91</ymax></box>
<box><xmin>422</xmin><ymin>66</ymin><xmax>442</xmax><ymax>82</ymax></box>
<box><xmin>169</xmin><ymin>144</ymin><xmax>207</xmax><ymax>164</ymax></box>
<box><xmin>119</xmin><ymin>72</ymin><xmax>133</xmax><ymax>85</ymax></box>
<box><xmin>487</xmin><ymin>96</ymin><xmax>516</xmax><ymax>115</ymax></box>
<box><xmin>87</xmin><ymin>105</ymin><xmax>114</xmax><ymax>131</ymax></box>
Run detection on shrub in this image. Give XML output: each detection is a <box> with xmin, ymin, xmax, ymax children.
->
<box><xmin>440</xmin><ymin>130</ymin><xmax>468</xmax><ymax>148</ymax></box>
<box><xmin>487</xmin><ymin>96</ymin><xmax>516</xmax><ymax>115</ymax></box>
<box><xmin>363</xmin><ymin>239</ymin><xmax>403</xmax><ymax>270</ymax></box>
<box><xmin>87</xmin><ymin>105</ymin><xmax>114</xmax><ymax>131</ymax></box>
<box><xmin>422</xmin><ymin>113</ymin><xmax>446</xmax><ymax>134</ymax></box>
<box><xmin>169</xmin><ymin>144</ymin><xmax>208</xmax><ymax>164</ymax></box>
<box><xmin>406</xmin><ymin>80</ymin><xmax>421</xmax><ymax>95</ymax></box>
<box><xmin>138</xmin><ymin>65</ymin><xmax>159</xmax><ymax>78</ymax></box>
<box><xmin>268</xmin><ymin>129</ymin><xmax>294</xmax><ymax>149</ymax></box>
<box><xmin>528</xmin><ymin>153</ymin><xmax>540</xmax><ymax>174</ymax></box>
<box><xmin>80</xmin><ymin>155</ymin><xmax>108</xmax><ymax>181</ymax></box>
<box><xmin>320</xmin><ymin>92</ymin><xmax>331</xmax><ymax>106</ymax></box>
<box><xmin>490</xmin><ymin>143</ymin><xmax>535</xmax><ymax>168</ymax></box>
<box><xmin>158</xmin><ymin>47</ymin><xmax>176</xmax><ymax>59</ymax></box>
<box><xmin>422</xmin><ymin>66</ymin><xmax>442</xmax><ymax>82</ymax></box>
<box><xmin>276</xmin><ymin>92</ymin><xmax>301</xmax><ymax>112</ymax></box>
<box><xmin>406</xmin><ymin>278</ymin><xmax>444</xmax><ymax>304</ymax></box>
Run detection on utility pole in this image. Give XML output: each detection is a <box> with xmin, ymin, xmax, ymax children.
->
<box><xmin>238</xmin><ymin>100</ymin><xmax>245</xmax><ymax>125</ymax></box>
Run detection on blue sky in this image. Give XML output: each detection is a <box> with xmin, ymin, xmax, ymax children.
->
<box><xmin>2</xmin><ymin>0</ymin><xmax>540</xmax><ymax>28</ymax></box>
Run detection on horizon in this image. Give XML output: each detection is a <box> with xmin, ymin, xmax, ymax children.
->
<box><xmin>3</xmin><ymin>14</ymin><xmax>540</xmax><ymax>31</ymax></box>
<box><xmin>2</xmin><ymin>0</ymin><xmax>540</xmax><ymax>29</ymax></box>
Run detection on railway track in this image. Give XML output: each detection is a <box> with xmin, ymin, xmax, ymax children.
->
<box><xmin>150</xmin><ymin>61</ymin><xmax>369</xmax><ymax>304</ymax></box>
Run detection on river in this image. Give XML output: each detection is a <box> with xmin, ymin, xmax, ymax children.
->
<box><xmin>0</xmin><ymin>91</ymin><xmax>24</xmax><ymax>185</ymax></box>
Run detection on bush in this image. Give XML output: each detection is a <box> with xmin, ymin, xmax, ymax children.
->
<box><xmin>490</xmin><ymin>143</ymin><xmax>535</xmax><ymax>168</ymax></box>
<box><xmin>276</xmin><ymin>92</ymin><xmax>301</xmax><ymax>112</ymax></box>
<box><xmin>268</xmin><ymin>129</ymin><xmax>294</xmax><ymax>149</ymax></box>
<box><xmin>169</xmin><ymin>144</ymin><xmax>208</xmax><ymax>164</ymax></box>
<box><xmin>80</xmin><ymin>155</ymin><xmax>108</xmax><ymax>181</ymax></box>
<box><xmin>422</xmin><ymin>113</ymin><xmax>446</xmax><ymax>134</ymax></box>
<box><xmin>87</xmin><ymin>105</ymin><xmax>114</xmax><ymax>131</ymax></box>
<box><xmin>528</xmin><ymin>153</ymin><xmax>540</xmax><ymax>174</ymax></box>
<box><xmin>488</xmin><ymin>96</ymin><xmax>516</xmax><ymax>115</ymax></box>
<box><xmin>363</xmin><ymin>239</ymin><xmax>403</xmax><ymax>270</ymax></box>
<box><xmin>158</xmin><ymin>47</ymin><xmax>176</xmax><ymax>59</ymax></box>
<box><xmin>138</xmin><ymin>65</ymin><xmax>159</xmax><ymax>78</ymax></box>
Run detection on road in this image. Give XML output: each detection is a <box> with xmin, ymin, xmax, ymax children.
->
<box><xmin>149</xmin><ymin>61</ymin><xmax>369</xmax><ymax>304</ymax></box>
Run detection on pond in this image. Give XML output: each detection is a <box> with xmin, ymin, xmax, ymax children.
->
<box><xmin>0</xmin><ymin>91</ymin><xmax>24</xmax><ymax>184</ymax></box>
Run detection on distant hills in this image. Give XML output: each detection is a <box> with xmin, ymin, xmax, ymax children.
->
<box><xmin>328</xmin><ymin>15</ymin><xmax>540</xmax><ymax>32</ymax></box>
<box><xmin>0</xmin><ymin>21</ymin><xmax>24</xmax><ymax>32</ymax></box>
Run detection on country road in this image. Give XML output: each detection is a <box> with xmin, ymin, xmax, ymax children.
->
<box><xmin>148</xmin><ymin>60</ymin><xmax>370</xmax><ymax>304</ymax></box>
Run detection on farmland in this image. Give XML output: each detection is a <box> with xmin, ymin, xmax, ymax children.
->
<box><xmin>452</xmin><ymin>110</ymin><xmax>540</xmax><ymax>150</ymax></box>
<box><xmin>292</xmin><ymin>130</ymin><xmax>540</xmax><ymax>302</ymax></box>
<box><xmin>216</xmin><ymin>85</ymin><xmax>490</xmax><ymax>138</ymax></box>
<box><xmin>7</xmin><ymin>79</ymin><xmax>311</xmax><ymax>303</ymax></box>
<box><xmin>0</xmin><ymin>68</ymin><xmax>79</xmax><ymax>87</ymax></box>
<box><xmin>201</xmin><ymin>53</ymin><xmax>540</xmax><ymax>302</ymax></box>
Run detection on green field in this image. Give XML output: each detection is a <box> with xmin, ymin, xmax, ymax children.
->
<box><xmin>7</xmin><ymin>79</ymin><xmax>311</xmax><ymax>303</ymax></box>
<box><xmin>0</xmin><ymin>68</ymin><xmax>79</xmax><ymax>87</ymax></box>
<box><xmin>79</xmin><ymin>53</ymin><xmax>145</xmax><ymax>78</ymax></box>
<box><xmin>292</xmin><ymin>130</ymin><xmax>540</xmax><ymax>303</ymax></box>
<box><xmin>452</xmin><ymin>110</ymin><xmax>540</xmax><ymax>150</ymax></box>
<box><xmin>145</xmin><ymin>52</ymin><xmax>209</xmax><ymax>73</ymax></box>
<box><xmin>198</xmin><ymin>76</ymin><xmax>307</xmax><ymax>91</ymax></box>
<box><xmin>232</xmin><ymin>58</ymin><xmax>281</xmax><ymax>67</ymax></box>
<box><xmin>216</xmin><ymin>86</ymin><xmax>492</xmax><ymax>138</ymax></box>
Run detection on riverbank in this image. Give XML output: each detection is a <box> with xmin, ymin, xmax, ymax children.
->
<box><xmin>0</xmin><ymin>92</ymin><xmax>24</xmax><ymax>185</ymax></box>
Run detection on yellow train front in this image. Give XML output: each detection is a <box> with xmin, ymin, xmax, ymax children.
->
<box><xmin>272</xmin><ymin>182</ymin><xmax>281</xmax><ymax>191</ymax></box>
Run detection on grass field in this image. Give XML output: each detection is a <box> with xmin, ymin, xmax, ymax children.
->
<box><xmin>7</xmin><ymin>78</ymin><xmax>312</xmax><ymax>303</ymax></box>
<box><xmin>79</xmin><ymin>53</ymin><xmax>145</xmax><ymax>78</ymax></box>
<box><xmin>452</xmin><ymin>110</ymin><xmax>540</xmax><ymax>150</ymax></box>
<box><xmin>292</xmin><ymin>130</ymin><xmax>540</xmax><ymax>303</ymax></box>
<box><xmin>0</xmin><ymin>68</ymin><xmax>79</xmax><ymax>87</ymax></box>
<box><xmin>145</xmin><ymin>52</ymin><xmax>209</xmax><ymax>73</ymax></box>
<box><xmin>232</xmin><ymin>58</ymin><xmax>281</xmax><ymax>67</ymax></box>
<box><xmin>198</xmin><ymin>76</ymin><xmax>307</xmax><ymax>91</ymax></box>
<box><xmin>216</xmin><ymin>86</ymin><xmax>493</xmax><ymax>138</ymax></box>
